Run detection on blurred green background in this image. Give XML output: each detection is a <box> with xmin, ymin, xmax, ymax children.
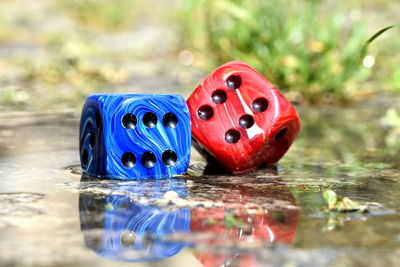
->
<box><xmin>0</xmin><ymin>0</ymin><xmax>399</xmax><ymax>165</ymax></box>
<box><xmin>0</xmin><ymin>0</ymin><xmax>398</xmax><ymax>110</ymax></box>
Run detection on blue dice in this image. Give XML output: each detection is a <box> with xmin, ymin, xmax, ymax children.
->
<box><xmin>79</xmin><ymin>94</ymin><xmax>191</xmax><ymax>180</ymax></box>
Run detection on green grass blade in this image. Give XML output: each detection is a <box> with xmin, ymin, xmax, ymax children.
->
<box><xmin>360</xmin><ymin>24</ymin><xmax>400</xmax><ymax>59</ymax></box>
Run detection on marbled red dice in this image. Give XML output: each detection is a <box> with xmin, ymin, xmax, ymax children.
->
<box><xmin>187</xmin><ymin>61</ymin><xmax>300</xmax><ymax>173</ymax></box>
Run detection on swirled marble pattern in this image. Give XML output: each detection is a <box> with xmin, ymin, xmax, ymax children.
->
<box><xmin>79</xmin><ymin>94</ymin><xmax>191</xmax><ymax>179</ymax></box>
<box><xmin>79</xmin><ymin>178</ymin><xmax>190</xmax><ymax>262</ymax></box>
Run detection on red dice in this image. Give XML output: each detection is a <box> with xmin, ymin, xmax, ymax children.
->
<box><xmin>187</xmin><ymin>61</ymin><xmax>300</xmax><ymax>173</ymax></box>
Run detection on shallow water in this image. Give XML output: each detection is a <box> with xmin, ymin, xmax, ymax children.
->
<box><xmin>1</xmin><ymin>97</ymin><xmax>400</xmax><ymax>267</ymax></box>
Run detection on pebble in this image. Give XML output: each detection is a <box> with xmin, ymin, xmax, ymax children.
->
<box><xmin>163</xmin><ymin>191</ymin><xmax>179</xmax><ymax>199</ymax></box>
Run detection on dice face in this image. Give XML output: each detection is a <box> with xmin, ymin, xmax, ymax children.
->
<box><xmin>79</xmin><ymin>94</ymin><xmax>191</xmax><ymax>180</ymax></box>
<box><xmin>187</xmin><ymin>61</ymin><xmax>300</xmax><ymax>173</ymax></box>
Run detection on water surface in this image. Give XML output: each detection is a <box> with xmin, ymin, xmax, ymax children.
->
<box><xmin>0</xmin><ymin>97</ymin><xmax>400</xmax><ymax>266</ymax></box>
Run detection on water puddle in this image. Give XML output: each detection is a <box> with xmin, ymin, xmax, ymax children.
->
<box><xmin>1</xmin><ymin>98</ymin><xmax>400</xmax><ymax>266</ymax></box>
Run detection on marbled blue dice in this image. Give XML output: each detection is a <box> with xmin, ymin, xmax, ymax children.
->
<box><xmin>79</xmin><ymin>94</ymin><xmax>191</xmax><ymax>179</ymax></box>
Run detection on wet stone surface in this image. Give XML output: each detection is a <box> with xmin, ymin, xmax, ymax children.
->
<box><xmin>0</xmin><ymin>193</ymin><xmax>45</xmax><ymax>216</ymax></box>
<box><xmin>1</xmin><ymin>97</ymin><xmax>400</xmax><ymax>266</ymax></box>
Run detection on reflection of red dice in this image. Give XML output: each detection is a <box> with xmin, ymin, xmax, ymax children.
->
<box><xmin>190</xmin><ymin>205</ymin><xmax>299</xmax><ymax>267</ymax></box>
<box><xmin>190</xmin><ymin>207</ymin><xmax>299</xmax><ymax>244</ymax></box>
<box><xmin>196</xmin><ymin>253</ymin><xmax>258</xmax><ymax>267</ymax></box>
<box><xmin>187</xmin><ymin>61</ymin><xmax>300</xmax><ymax>174</ymax></box>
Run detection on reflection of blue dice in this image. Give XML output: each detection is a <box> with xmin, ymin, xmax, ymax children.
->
<box><xmin>79</xmin><ymin>178</ymin><xmax>190</xmax><ymax>262</ymax></box>
<box><xmin>79</xmin><ymin>94</ymin><xmax>191</xmax><ymax>179</ymax></box>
